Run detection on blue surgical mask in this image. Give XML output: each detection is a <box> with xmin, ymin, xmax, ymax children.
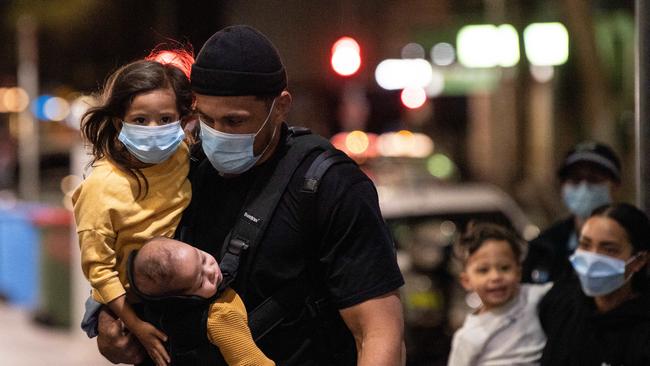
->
<box><xmin>561</xmin><ymin>182</ymin><xmax>611</xmax><ymax>219</ymax></box>
<box><xmin>570</xmin><ymin>250</ymin><xmax>638</xmax><ymax>296</ymax></box>
<box><xmin>200</xmin><ymin>99</ymin><xmax>277</xmax><ymax>174</ymax></box>
<box><xmin>118</xmin><ymin>121</ymin><xmax>185</xmax><ymax>164</ymax></box>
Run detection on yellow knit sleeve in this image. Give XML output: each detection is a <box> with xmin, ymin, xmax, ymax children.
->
<box><xmin>72</xmin><ymin>166</ymin><xmax>126</xmax><ymax>304</ymax></box>
<box><xmin>206</xmin><ymin>289</ymin><xmax>275</xmax><ymax>366</ymax></box>
<box><xmin>78</xmin><ymin>230</ymin><xmax>125</xmax><ymax>304</ymax></box>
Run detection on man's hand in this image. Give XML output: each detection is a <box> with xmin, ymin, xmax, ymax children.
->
<box><xmin>97</xmin><ymin>307</ymin><xmax>146</xmax><ymax>364</ymax></box>
<box><xmin>130</xmin><ymin>319</ymin><xmax>170</xmax><ymax>366</ymax></box>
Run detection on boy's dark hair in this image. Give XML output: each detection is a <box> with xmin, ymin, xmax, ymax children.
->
<box><xmin>81</xmin><ymin>51</ymin><xmax>194</xmax><ymax>199</ymax></box>
<box><xmin>454</xmin><ymin>222</ymin><xmax>525</xmax><ymax>265</ymax></box>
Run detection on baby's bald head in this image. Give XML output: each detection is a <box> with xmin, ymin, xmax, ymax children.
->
<box><xmin>133</xmin><ymin>237</ymin><xmax>185</xmax><ymax>297</ymax></box>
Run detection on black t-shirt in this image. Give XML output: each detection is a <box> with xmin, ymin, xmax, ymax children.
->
<box><xmin>522</xmin><ymin>216</ymin><xmax>575</xmax><ymax>284</ymax></box>
<box><xmin>179</xmin><ymin>126</ymin><xmax>404</xmax><ymax>365</ymax></box>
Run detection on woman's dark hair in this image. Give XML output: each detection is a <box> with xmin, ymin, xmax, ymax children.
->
<box><xmin>81</xmin><ymin>50</ymin><xmax>194</xmax><ymax>199</ymax></box>
<box><xmin>590</xmin><ymin>202</ymin><xmax>650</xmax><ymax>291</ymax></box>
<box><xmin>454</xmin><ymin>222</ymin><xmax>526</xmax><ymax>265</ymax></box>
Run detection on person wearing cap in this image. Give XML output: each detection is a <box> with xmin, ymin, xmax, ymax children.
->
<box><xmin>522</xmin><ymin>141</ymin><xmax>622</xmax><ymax>284</ymax></box>
<box><xmin>96</xmin><ymin>25</ymin><xmax>405</xmax><ymax>366</ymax></box>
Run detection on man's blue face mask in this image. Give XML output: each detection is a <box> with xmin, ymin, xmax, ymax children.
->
<box><xmin>199</xmin><ymin>98</ymin><xmax>277</xmax><ymax>175</ymax></box>
<box><xmin>561</xmin><ymin>182</ymin><xmax>611</xmax><ymax>219</ymax></box>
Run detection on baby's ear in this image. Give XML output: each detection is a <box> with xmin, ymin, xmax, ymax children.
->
<box><xmin>459</xmin><ymin>271</ymin><xmax>473</xmax><ymax>291</ymax></box>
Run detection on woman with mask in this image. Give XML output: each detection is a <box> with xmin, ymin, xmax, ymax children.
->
<box><xmin>538</xmin><ymin>203</ymin><xmax>650</xmax><ymax>365</ymax></box>
<box><xmin>522</xmin><ymin>141</ymin><xmax>621</xmax><ymax>283</ymax></box>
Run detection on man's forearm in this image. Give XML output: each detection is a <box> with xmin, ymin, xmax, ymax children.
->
<box><xmin>340</xmin><ymin>292</ymin><xmax>405</xmax><ymax>366</ymax></box>
<box><xmin>356</xmin><ymin>331</ymin><xmax>405</xmax><ymax>366</ymax></box>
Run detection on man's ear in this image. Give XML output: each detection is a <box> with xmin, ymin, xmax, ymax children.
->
<box><xmin>459</xmin><ymin>271</ymin><xmax>473</xmax><ymax>292</ymax></box>
<box><xmin>274</xmin><ymin>90</ymin><xmax>292</xmax><ymax>124</ymax></box>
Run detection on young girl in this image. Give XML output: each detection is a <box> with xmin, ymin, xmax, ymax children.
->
<box><xmin>72</xmin><ymin>50</ymin><xmax>194</xmax><ymax>366</ymax></box>
<box><xmin>448</xmin><ymin>223</ymin><xmax>552</xmax><ymax>366</ymax></box>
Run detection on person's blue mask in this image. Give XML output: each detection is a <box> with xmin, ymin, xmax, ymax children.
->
<box><xmin>570</xmin><ymin>250</ymin><xmax>638</xmax><ymax>296</ymax></box>
<box><xmin>200</xmin><ymin>99</ymin><xmax>277</xmax><ymax>174</ymax></box>
<box><xmin>561</xmin><ymin>182</ymin><xmax>611</xmax><ymax>219</ymax></box>
<box><xmin>118</xmin><ymin>121</ymin><xmax>185</xmax><ymax>164</ymax></box>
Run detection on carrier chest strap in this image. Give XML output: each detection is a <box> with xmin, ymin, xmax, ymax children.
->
<box><xmin>218</xmin><ymin>128</ymin><xmax>330</xmax><ymax>292</ymax></box>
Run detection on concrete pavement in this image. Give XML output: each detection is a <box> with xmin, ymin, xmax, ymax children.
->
<box><xmin>0</xmin><ymin>303</ymin><xmax>113</xmax><ymax>366</ymax></box>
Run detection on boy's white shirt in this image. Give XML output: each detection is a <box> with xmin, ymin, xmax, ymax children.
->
<box><xmin>448</xmin><ymin>283</ymin><xmax>553</xmax><ymax>366</ymax></box>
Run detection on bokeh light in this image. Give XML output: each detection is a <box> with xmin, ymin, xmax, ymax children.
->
<box><xmin>331</xmin><ymin>36</ymin><xmax>362</xmax><ymax>76</ymax></box>
<box><xmin>377</xmin><ymin>130</ymin><xmax>434</xmax><ymax>158</ymax></box>
<box><xmin>530</xmin><ymin>65</ymin><xmax>555</xmax><ymax>83</ymax></box>
<box><xmin>66</xmin><ymin>95</ymin><xmax>96</xmax><ymax>129</ymax></box>
<box><xmin>431</xmin><ymin>43</ymin><xmax>456</xmax><ymax>66</ymax></box>
<box><xmin>457</xmin><ymin>24</ymin><xmax>519</xmax><ymax>68</ymax></box>
<box><xmin>401</xmin><ymin>87</ymin><xmax>427</xmax><ymax>109</ymax></box>
<box><xmin>345</xmin><ymin>130</ymin><xmax>370</xmax><ymax>154</ymax></box>
<box><xmin>43</xmin><ymin>96</ymin><xmax>70</xmax><ymax>121</ymax></box>
<box><xmin>524</xmin><ymin>22</ymin><xmax>569</xmax><ymax>66</ymax></box>
<box><xmin>3</xmin><ymin>87</ymin><xmax>30</xmax><ymax>113</ymax></box>
<box><xmin>375</xmin><ymin>59</ymin><xmax>433</xmax><ymax>90</ymax></box>
<box><xmin>401</xmin><ymin>42</ymin><xmax>426</xmax><ymax>59</ymax></box>
<box><xmin>427</xmin><ymin>154</ymin><xmax>455</xmax><ymax>179</ymax></box>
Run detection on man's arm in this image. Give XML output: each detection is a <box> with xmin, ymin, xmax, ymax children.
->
<box><xmin>339</xmin><ymin>291</ymin><xmax>405</xmax><ymax>366</ymax></box>
<box><xmin>96</xmin><ymin>307</ymin><xmax>147</xmax><ymax>364</ymax></box>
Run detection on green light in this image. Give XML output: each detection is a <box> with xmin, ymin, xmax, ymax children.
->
<box><xmin>457</xmin><ymin>24</ymin><xmax>519</xmax><ymax>68</ymax></box>
<box><xmin>427</xmin><ymin>154</ymin><xmax>455</xmax><ymax>179</ymax></box>
<box><xmin>524</xmin><ymin>22</ymin><xmax>569</xmax><ymax>66</ymax></box>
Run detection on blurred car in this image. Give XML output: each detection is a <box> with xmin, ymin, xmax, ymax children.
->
<box><xmin>376</xmin><ymin>182</ymin><xmax>538</xmax><ymax>366</ymax></box>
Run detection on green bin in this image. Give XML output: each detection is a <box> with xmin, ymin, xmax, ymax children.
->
<box><xmin>31</xmin><ymin>206</ymin><xmax>72</xmax><ymax>328</ymax></box>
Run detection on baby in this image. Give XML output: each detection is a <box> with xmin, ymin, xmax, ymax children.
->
<box><xmin>131</xmin><ymin>236</ymin><xmax>274</xmax><ymax>366</ymax></box>
<box><xmin>448</xmin><ymin>223</ymin><xmax>552</xmax><ymax>366</ymax></box>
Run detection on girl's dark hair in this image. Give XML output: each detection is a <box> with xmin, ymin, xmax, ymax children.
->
<box><xmin>81</xmin><ymin>50</ymin><xmax>194</xmax><ymax>199</ymax></box>
<box><xmin>455</xmin><ymin>222</ymin><xmax>525</xmax><ymax>265</ymax></box>
<box><xmin>590</xmin><ymin>202</ymin><xmax>650</xmax><ymax>291</ymax></box>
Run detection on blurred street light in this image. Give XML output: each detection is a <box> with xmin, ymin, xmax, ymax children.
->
<box><xmin>331</xmin><ymin>36</ymin><xmax>362</xmax><ymax>77</ymax></box>
<box><xmin>457</xmin><ymin>24</ymin><xmax>520</xmax><ymax>68</ymax></box>
<box><xmin>401</xmin><ymin>87</ymin><xmax>427</xmax><ymax>109</ymax></box>
<box><xmin>375</xmin><ymin>59</ymin><xmax>434</xmax><ymax>90</ymax></box>
<box><xmin>523</xmin><ymin>22</ymin><xmax>569</xmax><ymax>66</ymax></box>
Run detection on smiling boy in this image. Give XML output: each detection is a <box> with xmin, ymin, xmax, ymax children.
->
<box><xmin>448</xmin><ymin>224</ymin><xmax>552</xmax><ymax>366</ymax></box>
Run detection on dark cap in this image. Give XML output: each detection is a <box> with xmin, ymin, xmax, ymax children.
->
<box><xmin>191</xmin><ymin>25</ymin><xmax>287</xmax><ymax>96</ymax></box>
<box><xmin>557</xmin><ymin>141</ymin><xmax>621</xmax><ymax>182</ymax></box>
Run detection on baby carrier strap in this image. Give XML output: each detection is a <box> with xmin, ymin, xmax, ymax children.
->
<box><xmin>218</xmin><ymin>126</ymin><xmax>356</xmax><ymax>341</ymax></box>
<box><xmin>217</xmin><ymin>126</ymin><xmax>331</xmax><ymax>292</ymax></box>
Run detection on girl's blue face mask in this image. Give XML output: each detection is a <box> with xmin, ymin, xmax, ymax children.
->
<box><xmin>570</xmin><ymin>250</ymin><xmax>639</xmax><ymax>297</ymax></box>
<box><xmin>199</xmin><ymin>99</ymin><xmax>277</xmax><ymax>175</ymax></box>
<box><xmin>118</xmin><ymin>121</ymin><xmax>185</xmax><ymax>164</ymax></box>
<box><xmin>561</xmin><ymin>182</ymin><xmax>611</xmax><ymax>219</ymax></box>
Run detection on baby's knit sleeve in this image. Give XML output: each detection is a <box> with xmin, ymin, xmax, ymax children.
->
<box><xmin>207</xmin><ymin>288</ymin><xmax>275</xmax><ymax>366</ymax></box>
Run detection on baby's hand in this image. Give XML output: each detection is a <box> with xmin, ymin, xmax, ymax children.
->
<box><xmin>131</xmin><ymin>320</ymin><xmax>170</xmax><ymax>366</ymax></box>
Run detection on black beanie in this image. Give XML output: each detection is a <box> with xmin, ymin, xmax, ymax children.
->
<box><xmin>191</xmin><ymin>25</ymin><xmax>287</xmax><ymax>96</ymax></box>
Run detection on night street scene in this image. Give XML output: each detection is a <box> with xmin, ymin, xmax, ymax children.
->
<box><xmin>1</xmin><ymin>1</ymin><xmax>649</xmax><ymax>365</ymax></box>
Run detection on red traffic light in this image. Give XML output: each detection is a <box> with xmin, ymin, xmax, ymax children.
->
<box><xmin>331</xmin><ymin>36</ymin><xmax>361</xmax><ymax>77</ymax></box>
